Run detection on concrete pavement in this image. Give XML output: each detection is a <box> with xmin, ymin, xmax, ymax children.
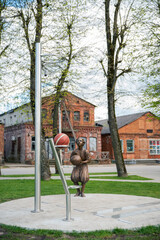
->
<box><xmin>0</xmin><ymin>194</ymin><xmax>160</xmax><ymax>232</ymax></box>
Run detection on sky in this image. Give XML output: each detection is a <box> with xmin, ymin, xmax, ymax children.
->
<box><xmin>0</xmin><ymin>0</ymin><xmax>155</xmax><ymax>121</ymax></box>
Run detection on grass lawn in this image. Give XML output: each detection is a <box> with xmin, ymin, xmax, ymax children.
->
<box><xmin>0</xmin><ymin>179</ymin><xmax>160</xmax><ymax>203</ymax></box>
<box><xmin>0</xmin><ymin>172</ymin><xmax>118</xmax><ymax>178</ymax></box>
<box><xmin>0</xmin><ymin>224</ymin><xmax>160</xmax><ymax>240</ymax></box>
<box><xmin>90</xmin><ymin>175</ymin><xmax>153</xmax><ymax>180</ymax></box>
<box><xmin>0</xmin><ymin>178</ymin><xmax>160</xmax><ymax>239</ymax></box>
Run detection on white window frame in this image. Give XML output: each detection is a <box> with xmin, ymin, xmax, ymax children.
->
<box><xmin>149</xmin><ymin>139</ymin><xmax>160</xmax><ymax>155</ymax></box>
<box><xmin>120</xmin><ymin>139</ymin><xmax>124</xmax><ymax>153</ymax></box>
<box><xmin>84</xmin><ymin>111</ymin><xmax>89</xmax><ymax>122</ymax></box>
<box><xmin>89</xmin><ymin>137</ymin><xmax>97</xmax><ymax>151</ymax></box>
<box><xmin>74</xmin><ymin>111</ymin><xmax>80</xmax><ymax>121</ymax></box>
<box><xmin>126</xmin><ymin>139</ymin><xmax>134</xmax><ymax>153</ymax></box>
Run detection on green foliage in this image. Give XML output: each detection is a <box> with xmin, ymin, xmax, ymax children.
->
<box><xmin>142</xmin><ymin>82</ymin><xmax>160</xmax><ymax>116</ymax></box>
<box><xmin>132</xmin><ymin>0</ymin><xmax>160</xmax><ymax>114</ymax></box>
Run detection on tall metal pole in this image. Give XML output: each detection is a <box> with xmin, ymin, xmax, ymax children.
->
<box><xmin>33</xmin><ymin>42</ymin><xmax>42</xmax><ymax>213</ymax></box>
<box><xmin>58</xmin><ymin>102</ymin><xmax>62</xmax><ymax>164</ymax></box>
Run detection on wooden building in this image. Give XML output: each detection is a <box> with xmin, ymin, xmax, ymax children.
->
<box><xmin>96</xmin><ymin>112</ymin><xmax>160</xmax><ymax>162</ymax></box>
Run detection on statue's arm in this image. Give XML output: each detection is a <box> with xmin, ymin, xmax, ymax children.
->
<box><xmin>81</xmin><ymin>150</ymin><xmax>91</xmax><ymax>164</ymax></box>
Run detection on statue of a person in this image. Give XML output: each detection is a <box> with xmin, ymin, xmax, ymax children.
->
<box><xmin>70</xmin><ymin>137</ymin><xmax>91</xmax><ymax>197</ymax></box>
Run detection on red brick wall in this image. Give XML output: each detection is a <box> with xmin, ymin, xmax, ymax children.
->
<box><xmin>119</xmin><ymin>113</ymin><xmax>160</xmax><ymax>159</ymax></box>
<box><xmin>0</xmin><ymin>124</ymin><xmax>4</xmax><ymax>161</ymax></box>
<box><xmin>101</xmin><ymin>134</ymin><xmax>113</xmax><ymax>159</ymax></box>
<box><xmin>4</xmin><ymin>124</ymin><xmax>26</xmax><ymax>163</ymax></box>
<box><xmin>41</xmin><ymin>92</ymin><xmax>95</xmax><ymax>128</ymax></box>
<box><xmin>3</xmin><ymin>93</ymin><xmax>102</xmax><ymax>164</ymax></box>
<box><xmin>22</xmin><ymin>123</ymin><xmax>102</xmax><ymax>163</ymax></box>
<box><xmin>102</xmin><ymin>113</ymin><xmax>160</xmax><ymax>160</ymax></box>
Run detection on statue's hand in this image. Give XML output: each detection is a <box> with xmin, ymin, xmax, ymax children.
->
<box><xmin>81</xmin><ymin>159</ymin><xmax>89</xmax><ymax>164</ymax></box>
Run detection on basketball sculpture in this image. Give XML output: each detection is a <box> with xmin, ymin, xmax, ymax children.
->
<box><xmin>70</xmin><ymin>154</ymin><xmax>82</xmax><ymax>166</ymax></box>
<box><xmin>54</xmin><ymin>133</ymin><xmax>70</xmax><ymax>147</ymax></box>
<box><xmin>70</xmin><ymin>137</ymin><xmax>91</xmax><ymax>197</ymax></box>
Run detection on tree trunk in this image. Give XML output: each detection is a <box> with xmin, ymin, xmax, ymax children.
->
<box><xmin>52</xmin><ymin>101</ymin><xmax>59</xmax><ymax>138</ymax></box>
<box><xmin>52</xmin><ymin>101</ymin><xmax>59</xmax><ymax>174</ymax></box>
<box><xmin>30</xmin><ymin>51</ymin><xmax>36</xmax><ymax>124</ymax></box>
<box><xmin>108</xmin><ymin>90</ymin><xmax>127</xmax><ymax>177</ymax></box>
<box><xmin>41</xmin><ymin>131</ymin><xmax>51</xmax><ymax>180</ymax></box>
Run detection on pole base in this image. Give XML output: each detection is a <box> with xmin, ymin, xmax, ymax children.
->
<box><xmin>63</xmin><ymin>217</ymin><xmax>74</xmax><ymax>222</ymax></box>
<box><xmin>31</xmin><ymin>209</ymin><xmax>44</xmax><ymax>213</ymax></box>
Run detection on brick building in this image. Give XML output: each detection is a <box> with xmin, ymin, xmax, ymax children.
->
<box><xmin>0</xmin><ymin>92</ymin><xmax>102</xmax><ymax>164</ymax></box>
<box><xmin>96</xmin><ymin>112</ymin><xmax>160</xmax><ymax>162</ymax></box>
<box><xmin>0</xmin><ymin>123</ymin><xmax>4</xmax><ymax>162</ymax></box>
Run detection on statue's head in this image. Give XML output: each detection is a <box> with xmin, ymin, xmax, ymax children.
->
<box><xmin>76</xmin><ymin>137</ymin><xmax>85</xmax><ymax>148</ymax></box>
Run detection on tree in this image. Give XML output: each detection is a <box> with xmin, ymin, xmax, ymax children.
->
<box><xmin>100</xmin><ymin>0</ymin><xmax>135</xmax><ymax>177</ymax></box>
<box><xmin>1</xmin><ymin>0</ymin><xmax>90</xmax><ymax>177</ymax></box>
<box><xmin>44</xmin><ymin>0</ymin><xmax>90</xmax><ymax>173</ymax></box>
<box><xmin>13</xmin><ymin>0</ymin><xmax>51</xmax><ymax>180</ymax></box>
<box><xmin>40</xmin><ymin>0</ymin><xmax>91</xmax><ymax>138</ymax></box>
<box><xmin>138</xmin><ymin>0</ymin><xmax>160</xmax><ymax>116</ymax></box>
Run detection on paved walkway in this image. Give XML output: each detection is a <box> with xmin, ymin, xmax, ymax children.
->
<box><xmin>0</xmin><ymin>164</ymin><xmax>160</xmax><ymax>232</ymax></box>
<box><xmin>1</xmin><ymin>164</ymin><xmax>160</xmax><ymax>182</ymax></box>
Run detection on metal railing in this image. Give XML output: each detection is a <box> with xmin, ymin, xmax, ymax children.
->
<box><xmin>49</xmin><ymin>138</ymin><xmax>81</xmax><ymax>221</ymax></box>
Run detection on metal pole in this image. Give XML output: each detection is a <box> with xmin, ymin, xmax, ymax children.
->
<box><xmin>58</xmin><ymin>102</ymin><xmax>62</xmax><ymax>164</ymax></box>
<box><xmin>33</xmin><ymin>42</ymin><xmax>42</xmax><ymax>213</ymax></box>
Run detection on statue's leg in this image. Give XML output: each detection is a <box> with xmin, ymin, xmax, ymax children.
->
<box><xmin>71</xmin><ymin>166</ymin><xmax>81</xmax><ymax>196</ymax></box>
<box><xmin>81</xmin><ymin>183</ymin><xmax>86</xmax><ymax>197</ymax></box>
<box><xmin>80</xmin><ymin>164</ymin><xmax>89</xmax><ymax>197</ymax></box>
<box><xmin>74</xmin><ymin>182</ymin><xmax>81</xmax><ymax>197</ymax></box>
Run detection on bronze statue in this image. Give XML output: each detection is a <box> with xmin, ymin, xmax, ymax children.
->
<box><xmin>70</xmin><ymin>138</ymin><xmax>91</xmax><ymax>197</ymax></box>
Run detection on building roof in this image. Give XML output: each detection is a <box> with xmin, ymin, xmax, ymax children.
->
<box><xmin>95</xmin><ymin>111</ymin><xmax>150</xmax><ymax>134</ymax></box>
<box><xmin>0</xmin><ymin>91</ymin><xmax>96</xmax><ymax>117</ymax></box>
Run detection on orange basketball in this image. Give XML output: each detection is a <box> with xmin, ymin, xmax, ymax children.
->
<box><xmin>70</xmin><ymin>155</ymin><xmax>82</xmax><ymax>166</ymax></box>
<box><xmin>54</xmin><ymin>133</ymin><xmax>70</xmax><ymax>146</ymax></box>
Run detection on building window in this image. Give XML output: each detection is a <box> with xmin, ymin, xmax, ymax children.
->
<box><xmin>147</xmin><ymin>129</ymin><xmax>153</xmax><ymax>133</ymax></box>
<box><xmin>68</xmin><ymin>137</ymin><xmax>75</xmax><ymax>151</ymax></box>
<box><xmin>31</xmin><ymin>136</ymin><xmax>35</xmax><ymax>151</ymax></box>
<box><xmin>127</xmin><ymin>139</ymin><xmax>134</xmax><ymax>152</ymax></box>
<box><xmin>42</xmin><ymin>108</ymin><xmax>47</xmax><ymax>119</ymax></box>
<box><xmin>84</xmin><ymin>111</ymin><xmax>89</xmax><ymax>122</ymax></box>
<box><xmin>74</xmin><ymin>111</ymin><xmax>80</xmax><ymax>121</ymax></box>
<box><xmin>149</xmin><ymin>140</ymin><xmax>160</xmax><ymax>155</ymax></box>
<box><xmin>120</xmin><ymin>139</ymin><xmax>124</xmax><ymax>152</ymax></box>
<box><xmin>62</xmin><ymin>110</ymin><xmax>70</xmax><ymax>121</ymax></box>
<box><xmin>45</xmin><ymin>139</ymin><xmax>53</xmax><ymax>159</ymax></box>
<box><xmin>89</xmin><ymin>137</ymin><xmax>97</xmax><ymax>151</ymax></box>
<box><xmin>81</xmin><ymin>137</ymin><xmax>87</xmax><ymax>150</ymax></box>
